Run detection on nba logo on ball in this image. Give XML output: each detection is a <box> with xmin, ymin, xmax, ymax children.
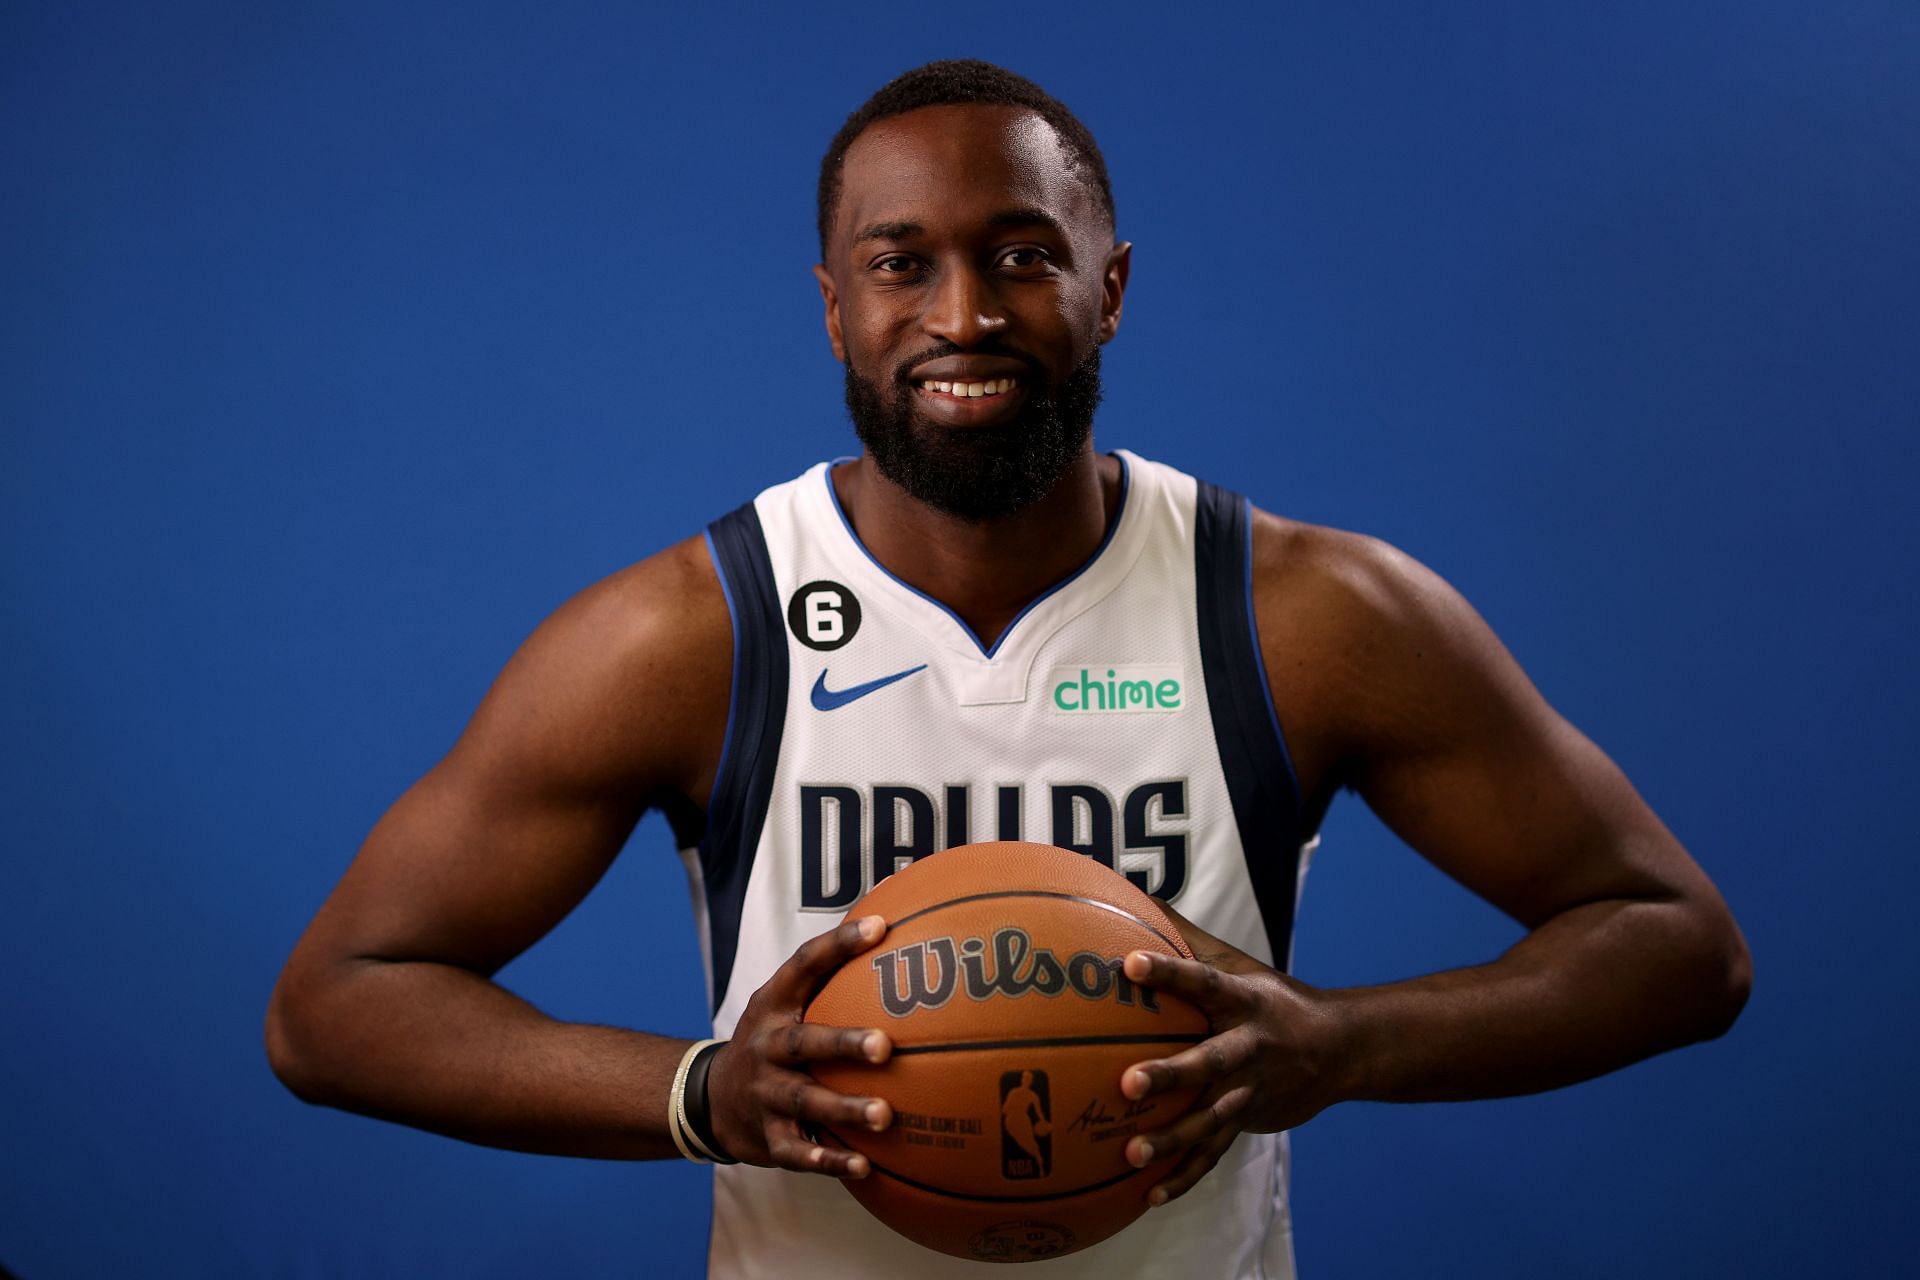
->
<box><xmin>999</xmin><ymin>1069</ymin><xmax>1053</xmax><ymax>1179</ymax></box>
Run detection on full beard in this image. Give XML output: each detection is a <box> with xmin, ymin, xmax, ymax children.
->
<box><xmin>844</xmin><ymin>346</ymin><xmax>1103</xmax><ymax>522</ymax></box>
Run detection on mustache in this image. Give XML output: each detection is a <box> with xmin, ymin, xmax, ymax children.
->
<box><xmin>890</xmin><ymin>341</ymin><xmax>1045</xmax><ymax>386</ymax></box>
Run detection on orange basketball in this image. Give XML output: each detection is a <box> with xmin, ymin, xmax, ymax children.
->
<box><xmin>805</xmin><ymin>840</ymin><xmax>1208</xmax><ymax>1263</ymax></box>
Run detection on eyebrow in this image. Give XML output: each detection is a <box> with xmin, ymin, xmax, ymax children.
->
<box><xmin>851</xmin><ymin>207</ymin><xmax>1069</xmax><ymax>246</ymax></box>
<box><xmin>853</xmin><ymin>220</ymin><xmax>923</xmax><ymax>245</ymax></box>
<box><xmin>987</xmin><ymin>207</ymin><xmax>1068</xmax><ymax>238</ymax></box>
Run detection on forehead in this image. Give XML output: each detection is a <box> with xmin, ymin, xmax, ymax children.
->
<box><xmin>832</xmin><ymin>103</ymin><xmax>1102</xmax><ymax>252</ymax></box>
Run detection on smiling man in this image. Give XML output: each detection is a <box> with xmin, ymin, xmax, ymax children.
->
<box><xmin>266</xmin><ymin>61</ymin><xmax>1750</xmax><ymax>1278</ymax></box>
<box><xmin>827</xmin><ymin>104</ymin><xmax>1114</xmax><ymax>527</ymax></box>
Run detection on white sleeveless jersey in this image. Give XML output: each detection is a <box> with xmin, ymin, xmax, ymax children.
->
<box><xmin>686</xmin><ymin>452</ymin><xmax>1317</xmax><ymax>1279</ymax></box>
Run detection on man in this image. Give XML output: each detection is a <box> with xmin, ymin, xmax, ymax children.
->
<box><xmin>266</xmin><ymin>60</ymin><xmax>1750</xmax><ymax>1278</ymax></box>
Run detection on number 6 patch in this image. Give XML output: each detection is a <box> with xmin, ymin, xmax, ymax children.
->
<box><xmin>786</xmin><ymin>580</ymin><xmax>861</xmax><ymax>652</ymax></box>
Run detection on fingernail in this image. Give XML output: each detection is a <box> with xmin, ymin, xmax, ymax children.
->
<box><xmin>1132</xmin><ymin>1141</ymin><xmax>1154</xmax><ymax>1167</ymax></box>
<box><xmin>1125</xmin><ymin>952</ymin><xmax>1152</xmax><ymax>978</ymax></box>
<box><xmin>862</xmin><ymin>1032</ymin><xmax>885</xmax><ymax>1061</ymax></box>
<box><xmin>1148</xmin><ymin>1187</ymin><xmax>1169</xmax><ymax>1207</ymax></box>
<box><xmin>1124</xmin><ymin>1068</ymin><xmax>1150</xmax><ymax>1097</ymax></box>
<box><xmin>848</xmin><ymin>1155</ymin><xmax>869</xmax><ymax>1179</ymax></box>
<box><xmin>865</xmin><ymin>1102</ymin><xmax>886</xmax><ymax>1129</ymax></box>
<box><xmin>858</xmin><ymin>915</ymin><xmax>883</xmax><ymax>941</ymax></box>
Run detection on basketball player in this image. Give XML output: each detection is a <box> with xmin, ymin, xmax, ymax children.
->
<box><xmin>266</xmin><ymin>61</ymin><xmax>1750</xmax><ymax>1277</ymax></box>
<box><xmin>1002</xmin><ymin>1070</ymin><xmax>1052</xmax><ymax>1173</ymax></box>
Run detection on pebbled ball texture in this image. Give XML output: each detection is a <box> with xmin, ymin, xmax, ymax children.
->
<box><xmin>806</xmin><ymin>841</ymin><xmax>1207</xmax><ymax>1263</ymax></box>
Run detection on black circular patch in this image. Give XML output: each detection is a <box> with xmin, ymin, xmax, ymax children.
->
<box><xmin>787</xmin><ymin>579</ymin><xmax>861</xmax><ymax>651</ymax></box>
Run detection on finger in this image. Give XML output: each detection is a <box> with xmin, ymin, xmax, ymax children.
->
<box><xmin>763</xmin><ymin>1021</ymin><xmax>892</xmax><ymax>1066</ymax></box>
<box><xmin>1145</xmin><ymin>1114</ymin><xmax>1243</xmax><ymax>1207</ymax></box>
<box><xmin>765</xmin><ymin>1072</ymin><xmax>893</xmax><ymax>1134</ymax></box>
<box><xmin>1155</xmin><ymin>900</ymin><xmax>1233</xmax><ymax>962</ymax></box>
<box><xmin>1121</xmin><ymin>1025</ymin><xmax>1257</xmax><ymax>1101</ymax></box>
<box><xmin>757</xmin><ymin>915</ymin><xmax>887</xmax><ymax>1007</ymax></box>
<box><xmin>1122</xmin><ymin>950</ymin><xmax>1248</xmax><ymax>1016</ymax></box>
<box><xmin>1145</xmin><ymin>908</ymin><xmax>1270</xmax><ymax>978</ymax></box>
<box><xmin>786</xmin><ymin>915</ymin><xmax>888</xmax><ymax>985</ymax></box>
<box><xmin>1126</xmin><ymin>1083</ymin><xmax>1252</xmax><ymax>1169</ymax></box>
<box><xmin>764</xmin><ymin>1117</ymin><xmax>872</xmax><ymax>1179</ymax></box>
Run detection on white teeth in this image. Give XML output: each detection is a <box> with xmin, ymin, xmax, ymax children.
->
<box><xmin>920</xmin><ymin>377</ymin><xmax>1016</xmax><ymax>396</ymax></box>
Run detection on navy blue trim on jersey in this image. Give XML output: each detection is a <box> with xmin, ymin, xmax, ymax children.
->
<box><xmin>1242</xmin><ymin>498</ymin><xmax>1302</xmax><ymax>803</ymax></box>
<box><xmin>1193</xmin><ymin>481</ymin><xmax>1306</xmax><ymax>970</ymax></box>
<box><xmin>701</xmin><ymin>503</ymin><xmax>789</xmax><ymax>1016</ymax></box>
<box><xmin>822</xmin><ymin>454</ymin><xmax>1133</xmax><ymax>658</ymax></box>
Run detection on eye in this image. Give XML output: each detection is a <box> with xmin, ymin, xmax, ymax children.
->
<box><xmin>871</xmin><ymin>254</ymin><xmax>923</xmax><ymax>275</ymax></box>
<box><xmin>997</xmin><ymin>246</ymin><xmax>1055</xmax><ymax>272</ymax></box>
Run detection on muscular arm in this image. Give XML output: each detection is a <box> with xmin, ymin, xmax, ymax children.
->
<box><xmin>1261</xmin><ymin>514</ymin><xmax>1752</xmax><ymax>1102</ymax></box>
<box><xmin>264</xmin><ymin>537</ymin><xmax>732</xmax><ymax>1158</ymax></box>
<box><xmin>1118</xmin><ymin>515</ymin><xmax>1750</xmax><ymax>1202</ymax></box>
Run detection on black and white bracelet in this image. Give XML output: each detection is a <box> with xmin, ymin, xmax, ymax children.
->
<box><xmin>668</xmin><ymin>1038</ymin><xmax>738</xmax><ymax>1165</ymax></box>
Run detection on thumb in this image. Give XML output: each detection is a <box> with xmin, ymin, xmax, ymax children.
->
<box><xmin>1156</xmin><ymin>900</ymin><xmax>1260</xmax><ymax>975</ymax></box>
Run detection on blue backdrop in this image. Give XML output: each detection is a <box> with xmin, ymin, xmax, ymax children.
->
<box><xmin>4</xmin><ymin>2</ymin><xmax>1915</xmax><ymax>1276</ymax></box>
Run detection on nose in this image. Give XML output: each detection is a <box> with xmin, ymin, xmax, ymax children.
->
<box><xmin>921</xmin><ymin>262</ymin><xmax>1008</xmax><ymax>349</ymax></box>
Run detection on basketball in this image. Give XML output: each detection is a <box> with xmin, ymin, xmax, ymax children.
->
<box><xmin>805</xmin><ymin>840</ymin><xmax>1209</xmax><ymax>1263</ymax></box>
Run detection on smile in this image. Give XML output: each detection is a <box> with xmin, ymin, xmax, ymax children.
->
<box><xmin>915</xmin><ymin>378</ymin><xmax>1018</xmax><ymax>399</ymax></box>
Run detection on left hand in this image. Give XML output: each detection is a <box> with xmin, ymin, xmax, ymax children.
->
<box><xmin>1119</xmin><ymin>904</ymin><xmax>1348</xmax><ymax>1207</ymax></box>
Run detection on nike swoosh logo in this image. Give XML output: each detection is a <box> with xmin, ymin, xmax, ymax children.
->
<box><xmin>811</xmin><ymin>664</ymin><xmax>928</xmax><ymax>711</ymax></box>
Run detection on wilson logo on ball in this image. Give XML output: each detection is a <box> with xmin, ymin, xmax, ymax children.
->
<box><xmin>869</xmin><ymin>927</ymin><xmax>1162</xmax><ymax>1018</ymax></box>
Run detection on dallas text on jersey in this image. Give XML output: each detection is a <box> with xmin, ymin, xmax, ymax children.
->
<box><xmin>797</xmin><ymin>779</ymin><xmax>1191</xmax><ymax>910</ymax></box>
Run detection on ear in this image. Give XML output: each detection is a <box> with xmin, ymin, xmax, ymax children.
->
<box><xmin>812</xmin><ymin>264</ymin><xmax>846</xmax><ymax>363</ymax></box>
<box><xmin>1097</xmin><ymin>240</ymin><xmax>1131</xmax><ymax>344</ymax></box>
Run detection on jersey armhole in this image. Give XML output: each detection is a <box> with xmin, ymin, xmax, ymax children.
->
<box><xmin>1193</xmin><ymin>481</ymin><xmax>1309</xmax><ymax>970</ymax></box>
<box><xmin>699</xmin><ymin>503</ymin><xmax>789</xmax><ymax>1015</ymax></box>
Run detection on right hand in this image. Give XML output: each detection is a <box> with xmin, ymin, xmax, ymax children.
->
<box><xmin>704</xmin><ymin>914</ymin><xmax>895</xmax><ymax>1177</ymax></box>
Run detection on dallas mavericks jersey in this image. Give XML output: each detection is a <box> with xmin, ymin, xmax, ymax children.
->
<box><xmin>686</xmin><ymin>451</ymin><xmax>1316</xmax><ymax>1279</ymax></box>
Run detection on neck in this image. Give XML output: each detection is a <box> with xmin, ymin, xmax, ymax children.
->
<box><xmin>831</xmin><ymin>448</ymin><xmax>1123</xmax><ymax>648</ymax></box>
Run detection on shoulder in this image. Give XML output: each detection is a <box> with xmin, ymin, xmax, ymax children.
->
<box><xmin>1246</xmin><ymin>508</ymin><xmax>1533</xmax><ymax>797</ymax></box>
<box><xmin>1248</xmin><ymin>510</ymin><xmax>1468</xmax><ymax>651</ymax></box>
<box><xmin>511</xmin><ymin>534</ymin><xmax>730</xmax><ymax>687</ymax></box>
<box><xmin>457</xmin><ymin>532</ymin><xmax>734</xmax><ymax>809</ymax></box>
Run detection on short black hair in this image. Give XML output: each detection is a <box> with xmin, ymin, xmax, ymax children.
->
<box><xmin>817</xmin><ymin>59</ymin><xmax>1116</xmax><ymax>257</ymax></box>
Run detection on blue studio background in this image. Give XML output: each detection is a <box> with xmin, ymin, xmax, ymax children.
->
<box><xmin>4</xmin><ymin>3</ymin><xmax>1915</xmax><ymax>1276</ymax></box>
